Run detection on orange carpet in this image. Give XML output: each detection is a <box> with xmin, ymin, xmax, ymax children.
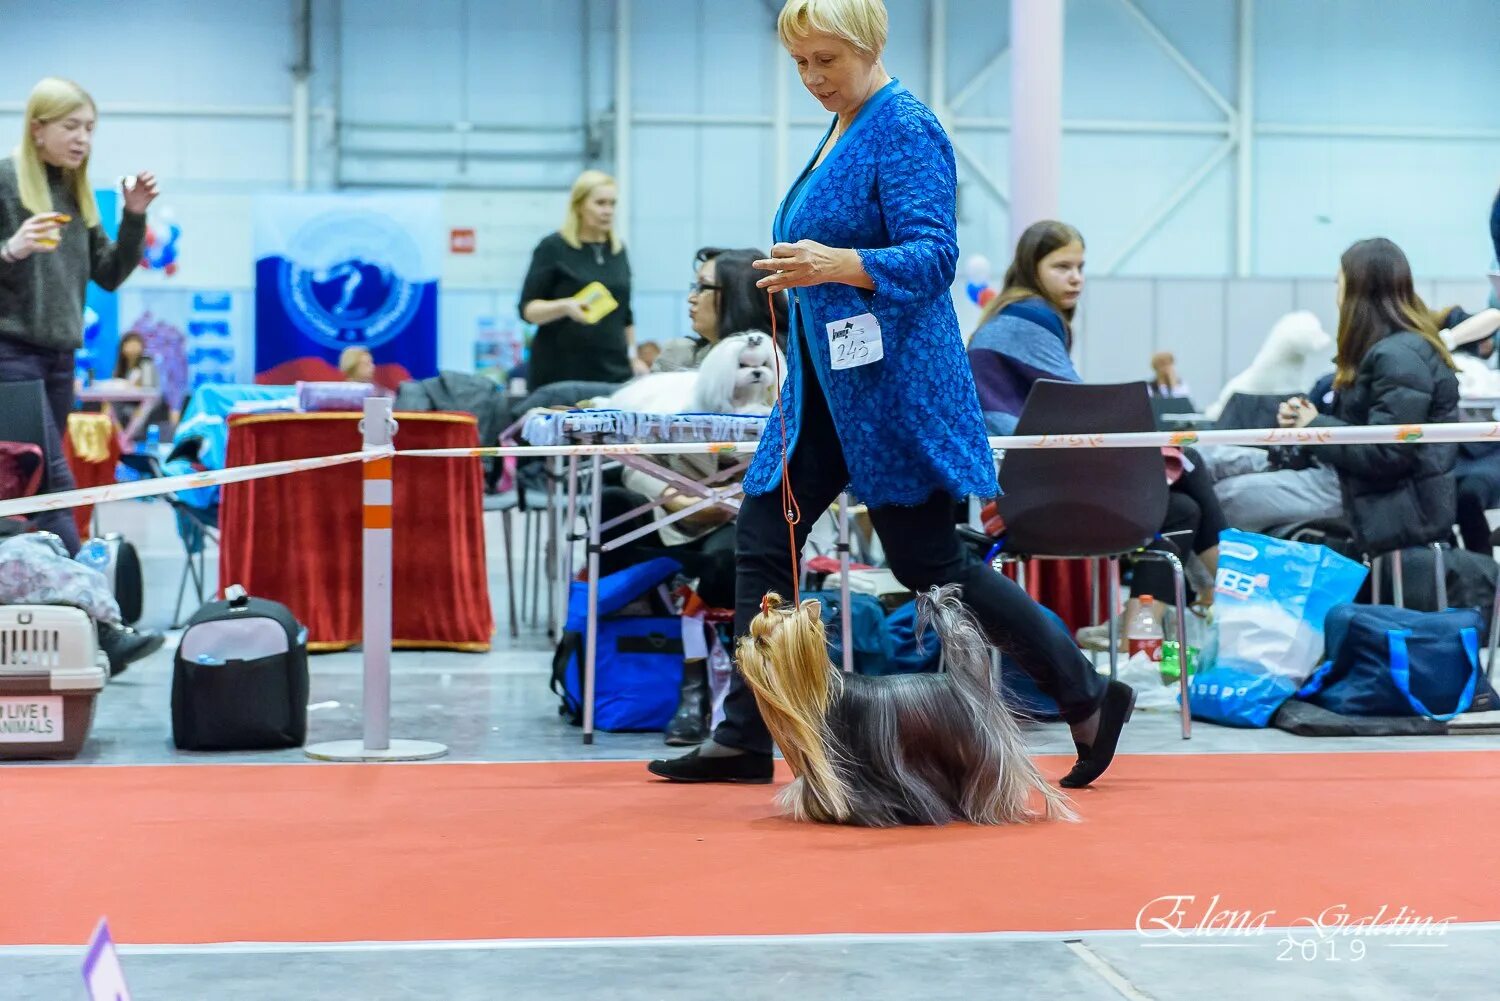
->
<box><xmin>5</xmin><ymin>751</ymin><xmax>1500</xmax><ymax>945</ymax></box>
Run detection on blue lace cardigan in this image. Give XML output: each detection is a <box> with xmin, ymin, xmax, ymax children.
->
<box><xmin>741</xmin><ymin>80</ymin><xmax>998</xmax><ymax>507</ymax></box>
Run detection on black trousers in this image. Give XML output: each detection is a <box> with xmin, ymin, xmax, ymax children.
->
<box><xmin>0</xmin><ymin>337</ymin><xmax>81</xmax><ymax>554</ymax></box>
<box><xmin>1454</xmin><ymin>450</ymin><xmax>1500</xmax><ymax>553</ymax></box>
<box><xmin>1132</xmin><ymin>449</ymin><xmax>1227</xmax><ymax>603</ymax></box>
<box><xmin>713</xmin><ymin>342</ymin><xmax>1108</xmax><ymax>755</ymax></box>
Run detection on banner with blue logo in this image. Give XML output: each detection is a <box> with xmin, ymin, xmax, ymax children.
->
<box><xmin>253</xmin><ymin>194</ymin><xmax>441</xmax><ymax>387</ymax></box>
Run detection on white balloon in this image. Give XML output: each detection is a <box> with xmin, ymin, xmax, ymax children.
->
<box><xmin>964</xmin><ymin>254</ymin><xmax>992</xmax><ymax>283</ymax></box>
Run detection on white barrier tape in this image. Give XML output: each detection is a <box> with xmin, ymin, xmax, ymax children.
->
<box><xmin>1</xmin><ymin>421</ymin><xmax>1492</xmax><ymax>520</ymax></box>
<box><xmin>0</xmin><ymin>448</ymin><xmax>387</xmax><ymax>519</ymax></box>
<box><xmin>397</xmin><ymin>420</ymin><xmax>1500</xmax><ymax>460</ymax></box>
<box><xmin>398</xmin><ymin>442</ymin><xmax>761</xmax><ymax>459</ymax></box>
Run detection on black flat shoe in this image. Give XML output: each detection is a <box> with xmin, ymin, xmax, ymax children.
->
<box><xmin>647</xmin><ymin>748</ymin><xmax>774</xmax><ymax>784</ymax></box>
<box><xmin>1060</xmin><ymin>680</ymin><xmax>1136</xmax><ymax>789</ymax></box>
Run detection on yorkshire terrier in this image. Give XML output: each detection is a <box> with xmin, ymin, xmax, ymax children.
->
<box><xmin>736</xmin><ymin>586</ymin><xmax>1075</xmax><ymax>827</ymax></box>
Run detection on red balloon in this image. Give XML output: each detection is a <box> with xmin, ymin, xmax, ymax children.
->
<box><xmin>977</xmin><ymin>287</ymin><xmax>998</xmax><ymax>307</ymax></box>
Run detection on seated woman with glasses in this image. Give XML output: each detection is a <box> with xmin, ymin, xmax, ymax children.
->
<box><xmin>598</xmin><ymin>245</ymin><xmax>787</xmax><ymax>747</ymax></box>
<box><xmin>654</xmin><ymin>247</ymin><xmax>789</xmax><ymax>372</ymax></box>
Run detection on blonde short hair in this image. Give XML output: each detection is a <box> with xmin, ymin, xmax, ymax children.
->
<box><xmin>559</xmin><ymin>169</ymin><xmax>622</xmax><ymax>254</ymax></box>
<box><xmin>777</xmin><ymin>0</ymin><xmax>888</xmax><ymax>56</ymax></box>
<box><xmin>339</xmin><ymin>346</ymin><xmax>372</xmax><ymax>379</ymax></box>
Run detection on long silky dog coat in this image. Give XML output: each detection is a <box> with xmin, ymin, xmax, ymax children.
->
<box><xmin>737</xmin><ymin>586</ymin><xmax>1075</xmax><ymax>827</ymax></box>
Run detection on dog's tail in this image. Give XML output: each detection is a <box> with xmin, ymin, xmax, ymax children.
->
<box><xmin>736</xmin><ymin>594</ymin><xmax>851</xmax><ymax>822</ymax></box>
<box><xmin>917</xmin><ymin>586</ymin><xmax>1076</xmax><ymax>823</ymax></box>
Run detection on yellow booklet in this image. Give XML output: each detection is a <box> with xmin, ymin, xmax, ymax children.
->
<box><xmin>572</xmin><ymin>282</ymin><xmax>618</xmax><ymax>325</ymax></box>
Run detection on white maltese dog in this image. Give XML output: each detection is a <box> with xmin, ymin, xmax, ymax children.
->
<box><xmin>596</xmin><ymin>331</ymin><xmax>785</xmax><ymax>415</ymax></box>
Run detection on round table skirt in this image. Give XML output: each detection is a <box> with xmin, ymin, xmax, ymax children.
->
<box><xmin>220</xmin><ymin>412</ymin><xmax>494</xmax><ymax>651</ymax></box>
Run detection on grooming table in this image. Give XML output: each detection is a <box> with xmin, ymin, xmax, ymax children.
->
<box><xmin>520</xmin><ymin>409</ymin><xmax>857</xmax><ymax>743</ymax></box>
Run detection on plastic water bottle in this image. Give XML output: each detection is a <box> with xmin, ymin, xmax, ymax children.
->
<box><xmin>76</xmin><ymin>539</ymin><xmax>110</xmax><ymax>573</ymax></box>
<box><xmin>141</xmin><ymin>423</ymin><xmax>160</xmax><ymax>457</ymax></box>
<box><xmin>1125</xmin><ymin>596</ymin><xmax>1164</xmax><ymax>663</ymax></box>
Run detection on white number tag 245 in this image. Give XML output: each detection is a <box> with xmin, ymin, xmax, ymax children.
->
<box><xmin>826</xmin><ymin>312</ymin><xmax>884</xmax><ymax>370</ymax></box>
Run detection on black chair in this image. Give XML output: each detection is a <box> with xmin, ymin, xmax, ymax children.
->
<box><xmin>0</xmin><ymin>381</ymin><xmax>64</xmax><ymax>488</ymax></box>
<box><xmin>963</xmin><ymin>379</ymin><xmax>1192</xmax><ymax>736</ymax></box>
<box><xmin>0</xmin><ymin>380</ymin><xmax>82</xmax><ymax>543</ymax></box>
<box><xmin>118</xmin><ymin>448</ymin><xmax>219</xmax><ymax>628</ymax></box>
<box><xmin>1213</xmin><ymin>392</ymin><xmax>1293</xmax><ymax>431</ymax></box>
<box><xmin>1149</xmin><ymin>394</ymin><xmax>1199</xmax><ymax>430</ymax></box>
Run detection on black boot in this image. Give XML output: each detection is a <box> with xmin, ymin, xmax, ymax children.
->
<box><xmin>663</xmin><ymin>659</ymin><xmax>710</xmax><ymax>746</ymax></box>
<box><xmin>97</xmin><ymin>622</ymin><xmax>165</xmax><ymax>678</ymax></box>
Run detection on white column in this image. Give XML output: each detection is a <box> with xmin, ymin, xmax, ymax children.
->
<box><xmin>290</xmin><ymin>0</ymin><xmax>312</xmax><ymax>191</ymax></box>
<box><xmin>1235</xmin><ymin>0</ymin><xmax>1255</xmax><ymax>276</ymax></box>
<box><xmin>1008</xmin><ymin>0</ymin><xmax>1064</xmax><ymax>251</ymax></box>
<box><xmin>929</xmin><ymin>0</ymin><xmax>948</xmax><ymax>125</ymax></box>
<box><xmin>613</xmin><ymin>0</ymin><xmax>632</xmax><ymax>242</ymax></box>
<box><xmin>773</xmin><ymin>34</ymin><xmax>790</xmax><ymax>199</ymax></box>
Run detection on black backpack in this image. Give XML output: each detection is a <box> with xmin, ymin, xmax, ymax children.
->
<box><xmin>172</xmin><ymin>586</ymin><xmax>309</xmax><ymax>750</ymax></box>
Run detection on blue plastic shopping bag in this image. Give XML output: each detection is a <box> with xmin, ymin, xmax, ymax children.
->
<box><xmin>1189</xmin><ymin>530</ymin><xmax>1367</xmax><ymax>727</ymax></box>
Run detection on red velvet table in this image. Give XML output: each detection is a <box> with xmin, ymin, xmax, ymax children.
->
<box><xmin>220</xmin><ymin>412</ymin><xmax>494</xmax><ymax>652</ymax></box>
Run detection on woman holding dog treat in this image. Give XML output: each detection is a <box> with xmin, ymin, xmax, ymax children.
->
<box><xmin>0</xmin><ymin>77</ymin><xmax>156</xmax><ymax>553</ymax></box>
<box><xmin>649</xmin><ymin>0</ymin><xmax>1133</xmax><ymax>791</ymax></box>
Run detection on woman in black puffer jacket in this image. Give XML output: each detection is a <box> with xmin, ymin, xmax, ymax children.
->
<box><xmin>1279</xmin><ymin>238</ymin><xmax>1459</xmax><ymax>557</ymax></box>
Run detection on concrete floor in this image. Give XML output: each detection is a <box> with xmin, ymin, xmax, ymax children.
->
<box><xmin>3</xmin><ymin>499</ymin><xmax>1497</xmax><ymax>999</ymax></box>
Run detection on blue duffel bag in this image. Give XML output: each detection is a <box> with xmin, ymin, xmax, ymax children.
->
<box><xmin>1297</xmin><ymin>604</ymin><xmax>1494</xmax><ymax>721</ymax></box>
<box><xmin>551</xmin><ymin>557</ymin><xmax>685</xmax><ymax>732</ymax></box>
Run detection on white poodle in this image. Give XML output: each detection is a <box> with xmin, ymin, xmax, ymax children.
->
<box><xmin>595</xmin><ymin>331</ymin><xmax>785</xmax><ymax>415</ymax></box>
<box><xmin>1206</xmin><ymin>311</ymin><xmax>1333</xmax><ymax>420</ymax></box>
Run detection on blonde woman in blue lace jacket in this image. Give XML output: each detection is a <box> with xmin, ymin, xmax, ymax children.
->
<box><xmin>649</xmin><ymin>0</ymin><xmax>1135</xmax><ymax>791</ymax></box>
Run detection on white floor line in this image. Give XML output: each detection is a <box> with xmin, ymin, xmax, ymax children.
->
<box><xmin>1066</xmin><ymin>940</ymin><xmax>1157</xmax><ymax>1001</ymax></box>
<box><xmin>5</xmin><ymin>922</ymin><xmax>1500</xmax><ymax>958</ymax></box>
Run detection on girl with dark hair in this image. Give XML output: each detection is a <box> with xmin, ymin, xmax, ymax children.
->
<box><xmin>109</xmin><ymin>330</ymin><xmax>161</xmax><ymax>438</ymax></box>
<box><xmin>655</xmin><ymin>247</ymin><xmax>789</xmax><ymax>372</ymax></box>
<box><xmin>112</xmin><ymin>331</ymin><xmax>157</xmax><ymax>386</ymax></box>
<box><xmin>1280</xmin><ymin>238</ymin><xmax>1459</xmax><ymax>556</ymax></box>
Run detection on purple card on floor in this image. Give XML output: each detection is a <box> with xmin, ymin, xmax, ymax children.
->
<box><xmin>81</xmin><ymin>919</ymin><xmax>132</xmax><ymax>1001</ymax></box>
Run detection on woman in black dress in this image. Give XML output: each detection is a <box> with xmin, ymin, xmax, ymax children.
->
<box><xmin>518</xmin><ymin>170</ymin><xmax>640</xmax><ymax>391</ymax></box>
